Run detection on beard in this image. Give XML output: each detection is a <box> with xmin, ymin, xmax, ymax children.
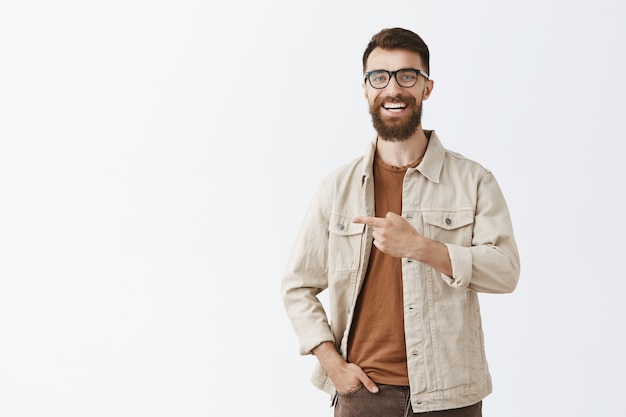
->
<box><xmin>369</xmin><ymin>94</ymin><xmax>422</xmax><ymax>142</ymax></box>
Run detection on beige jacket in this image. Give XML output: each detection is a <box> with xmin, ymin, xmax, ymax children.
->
<box><xmin>281</xmin><ymin>131</ymin><xmax>520</xmax><ymax>412</ymax></box>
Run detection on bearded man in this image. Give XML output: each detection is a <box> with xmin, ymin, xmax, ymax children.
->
<box><xmin>281</xmin><ymin>27</ymin><xmax>520</xmax><ymax>417</ymax></box>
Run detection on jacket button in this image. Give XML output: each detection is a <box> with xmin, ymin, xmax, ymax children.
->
<box><xmin>445</xmin><ymin>217</ymin><xmax>452</xmax><ymax>225</ymax></box>
<box><xmin>338</xmin><ymin>224</ymin><xmax>345</xmax><ymax>231</ymax></box>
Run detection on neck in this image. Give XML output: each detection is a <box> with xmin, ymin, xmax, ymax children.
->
<box><xmin>376</xmin><ymin>128</ymin><xmax>429</xmax><ymax>167</ymax></box>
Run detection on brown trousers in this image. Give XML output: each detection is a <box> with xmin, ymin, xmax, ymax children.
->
<box><xmin>334</xmin><ymin>384</ymin><xmax>482</xmax><ymax>417</ymax></box>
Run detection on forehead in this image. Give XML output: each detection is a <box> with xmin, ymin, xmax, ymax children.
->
<box><xmin>365</xmin><ymin>47</ymin><xmax>424</xmax><ymax>72</ymax></box>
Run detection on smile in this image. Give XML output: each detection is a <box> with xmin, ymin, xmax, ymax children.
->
<box><xmin>383</xmin><ymin>102</ymin><xmax>407</xmax><ymax>112</ymax></box>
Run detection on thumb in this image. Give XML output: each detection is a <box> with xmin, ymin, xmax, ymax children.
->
<box><xmin>357</xmin><ymin>372</ymin><xmax>379</xmax><ymax>393</ymax></box>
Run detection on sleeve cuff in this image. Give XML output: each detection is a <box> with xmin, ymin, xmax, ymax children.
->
<box><xmin>299</xmin><ymin>322</ymin><xmax>335</xmax><ymax>355</ymax></box>
<box><xmin>441</xmin><ymin>244</ymin><xmax>472</xmax><ymax>288</ymax></box>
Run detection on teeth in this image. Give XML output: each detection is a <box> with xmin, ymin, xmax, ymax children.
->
<box><xmin>384</xmin><ymin>102</ymin><xmax>406</xmax><ymax>109</ymax></box>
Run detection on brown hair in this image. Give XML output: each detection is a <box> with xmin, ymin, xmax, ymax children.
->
<box><xmin>362</xmin><ymin>27</ymin><xmax>430</xmax><ymax>74</ymax></box>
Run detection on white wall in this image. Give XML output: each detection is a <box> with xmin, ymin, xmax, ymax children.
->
<box><xmin>1</xmin><ymin>1</ymin><xmax>624</xmax><ymax>416</ymax></box>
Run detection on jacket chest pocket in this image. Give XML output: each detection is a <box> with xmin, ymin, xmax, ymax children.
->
<box><xmin>422</xmin><ymin>208</ymin><xmax>474</xmax><ymax>247</ymax></box>
<box><xmin>328</xmin><ymin>214</ymin><xmax>365</xmax><ymax>272</ymax></box>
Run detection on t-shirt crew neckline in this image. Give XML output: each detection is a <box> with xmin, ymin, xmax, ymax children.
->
<box><xmin>374</xmin><ymin>152</ymin><xmax>423</xmax><ymax>172</ymax></box>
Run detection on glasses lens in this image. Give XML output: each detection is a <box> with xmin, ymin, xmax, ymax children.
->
<box><xmin>368</xmin><ymin>70</ymin><xmax>390</xmax><ymax>88</ymax></box>
<box><xmin>396</xmin><ymin>70</ymin><xmax>419</xmax><ymax>87</ymax></box>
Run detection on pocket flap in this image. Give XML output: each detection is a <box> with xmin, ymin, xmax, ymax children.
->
<box><xmin>423</xmin><ymin>209</ymin><xmax>474</xmax><ymax>231</ymax></box>
<box><xmin>329</xmin><ymin>214</ymin><xmax>365</xmax><ymax>236</ymax></box>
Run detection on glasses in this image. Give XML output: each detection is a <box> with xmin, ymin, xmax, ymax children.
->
<box><xmin>364</xmin><ymin>68</ymin><xmax>429</xmax><ymax>89</ymax></box>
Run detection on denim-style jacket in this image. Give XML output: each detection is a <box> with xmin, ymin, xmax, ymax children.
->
<box><xmin>281</xmin><ymin>131</ymin><xmax>520</xmax><ymax>412</ymax></box>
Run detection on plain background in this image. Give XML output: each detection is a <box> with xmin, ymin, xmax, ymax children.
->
<box><xmin>1</xmin><ymin>1</ymin><xmax>625</xmax><ymax>416</ymax></box>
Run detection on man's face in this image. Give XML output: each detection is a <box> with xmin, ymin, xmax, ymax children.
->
<box><xmin>363</xmin><ymin>48</ymin><xmax>433</xmax><ymax>141</ymax></box>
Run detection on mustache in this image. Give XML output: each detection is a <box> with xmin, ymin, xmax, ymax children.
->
<box><xmin>374</xmin><ymin>94</ymin><xmax>417</xmax><ymax>106</ymax></box>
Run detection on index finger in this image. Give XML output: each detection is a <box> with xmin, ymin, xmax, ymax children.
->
<box><xmin>352</xmin><ymin>216</ymin><xmax>384</xmax><ymax>227</ymax></box>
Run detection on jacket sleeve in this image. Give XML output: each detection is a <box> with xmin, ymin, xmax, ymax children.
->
<box><xmin>442</xmin><ymin>171</ymin><xmax>521</xmax><ymax>293</ymax></box>
<box><xmin>281</xmin><ymin>181</ymin><xmax>335</xmax><ymax>355</ymax></box>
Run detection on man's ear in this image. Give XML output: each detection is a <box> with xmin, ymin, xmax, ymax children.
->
<box><xmin>422</xmin><ymin>79</ymin><xmax>434</xmax><ymax>100</ymax></box>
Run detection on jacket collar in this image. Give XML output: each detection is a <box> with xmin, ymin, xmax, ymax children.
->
<box><xmin>361</xmin><ymin>139</ymin><xmax>377</xmax><ymax>185</ymax></box>
<box><xmin>361</xmin><ymin>130</ymin><xmax>445</xmax><ymax>184</ymax></box>
<box><xmin>417</xmin><ymin>130</ymin><xmax>445</xmax><ymax>184</ymax></box>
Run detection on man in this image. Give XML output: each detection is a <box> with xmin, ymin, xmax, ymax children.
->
<box><xmin>281</xmin><ymin>27</ymin><xmax>520</xmax><ymax>417</ymax></box>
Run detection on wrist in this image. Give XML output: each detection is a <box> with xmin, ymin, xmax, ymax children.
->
<box><xmin>313</xmin><ymin>342</ymin><xmax>345</xmax><ymax>374</ymax></box>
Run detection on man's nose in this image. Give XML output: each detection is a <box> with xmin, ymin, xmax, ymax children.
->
<box><xmin>385</xmin><ymin>75</ymin><xmax>404</xmax><ymax>92</ymax></box>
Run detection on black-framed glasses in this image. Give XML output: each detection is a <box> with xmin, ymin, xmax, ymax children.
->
<box><xmin>364</xmin><ymin>68</ymin><xmax>429</xmax><ymax>89</ymax></box>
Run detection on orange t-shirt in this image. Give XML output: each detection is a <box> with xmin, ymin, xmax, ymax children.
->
<box><xmin>347</xmin><ymin>152</ymin><xmax>422</xmax><ymax>386</ymax></box>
